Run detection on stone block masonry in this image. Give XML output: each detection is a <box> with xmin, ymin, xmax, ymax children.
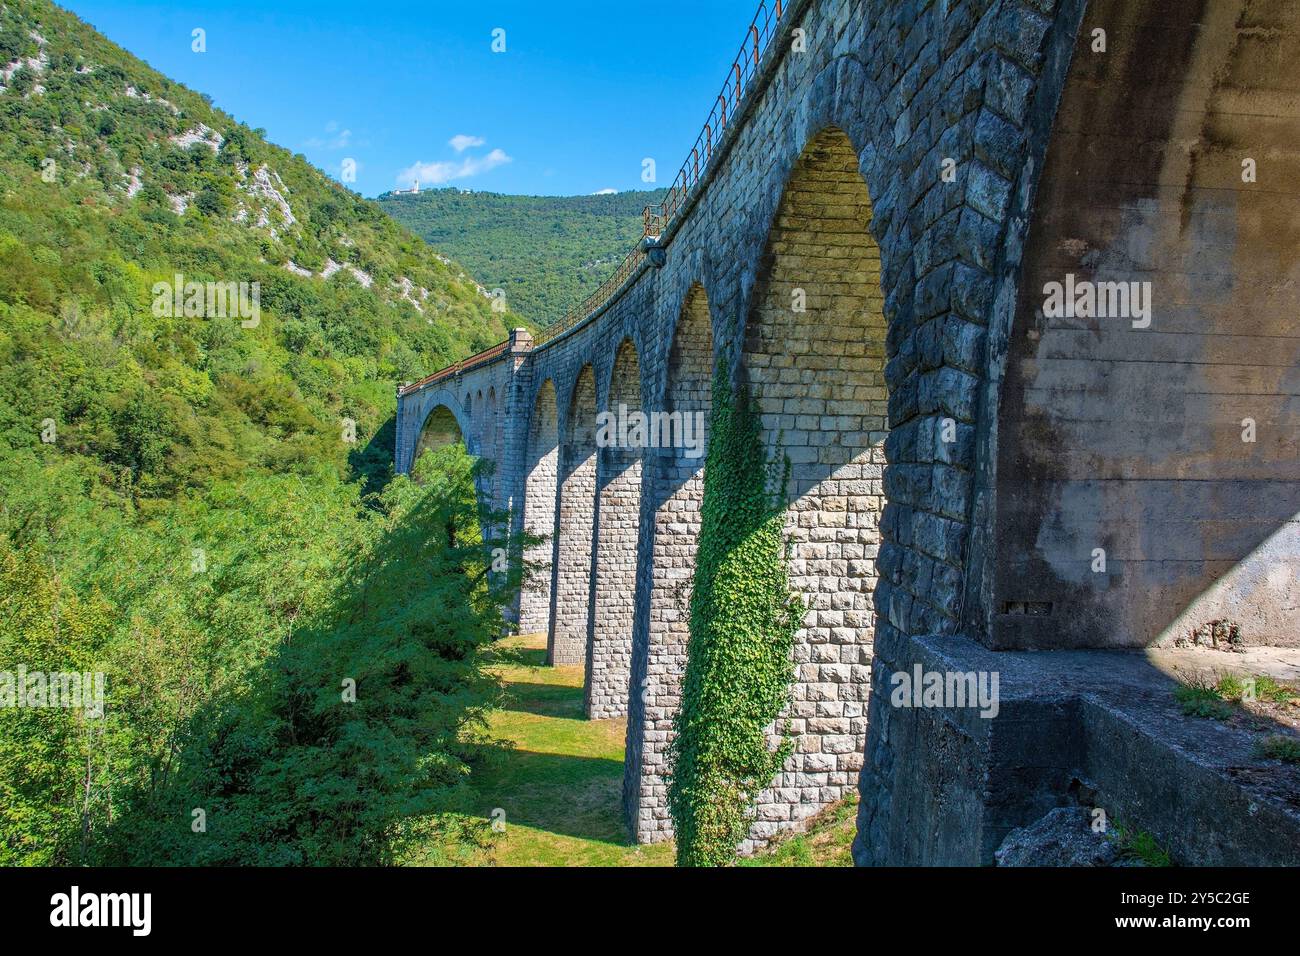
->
<box><xmin>396</xmin><ymin>0</ymin><xmax>1299</xmax><ymax>860</ymax></box>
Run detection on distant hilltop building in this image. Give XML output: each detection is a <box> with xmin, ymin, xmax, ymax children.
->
<box><xmin>392</xmin><ymin>180</ymin><xmax>421</xmax><ymax>196</ymax></box>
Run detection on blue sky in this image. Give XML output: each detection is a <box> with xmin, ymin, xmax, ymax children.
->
<box><xmin>64</xmin><ymin>0</ymin><xmax>761</xmax><ymax>198</ymax></box>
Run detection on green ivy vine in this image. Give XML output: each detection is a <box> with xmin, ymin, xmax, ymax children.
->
<box><xmin>667</xmin><ymin>353</ymin><xmax>802</xmax><ymax>866</ymax></box>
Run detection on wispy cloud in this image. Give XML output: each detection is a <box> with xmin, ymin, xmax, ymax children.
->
<box><xmin>305</xmin><ymin>121</ymin><xmax>354</xmax><ymax>150</ymax></box>
<box><xmin>398</xmin><ymin>148</ymin><xmax>512</xmax><ymax>188</ymax></box>
<box><xmin>592</xmin><ymin>188</ymin><xmax>618</xmax><ymax>195</ymax></box>
<box><xmin>449</xmin><ymin>134</ymin><xmax>486</xmax><ymax>153</ymax></box>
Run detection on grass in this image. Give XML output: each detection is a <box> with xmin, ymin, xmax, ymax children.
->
<box><xmin>1174</xmin><ymin>676</ymin><xmax>1237</xmax><ymax>720</ymax></box>
<box><xmin>462</xmin><ymin>632</ymin><xmax>857</xmax><ymax>867</ymax></box>
<box><xmin>1254</xmin><ymin>735</ymin><xmax>1300</xmax><ymax>764</ymax></box>
<box><xmin>468</xmin><ymin>633</ymin><xmax>674</xmax><ymax>866</ymax></box>
<box><xmin>1108</xmin><ymin>819</ymin><xmax>1173</xmax><ymax>867</ymax></box>
<box><xmin>1174</xmin><ymin>672</ymin><xmax>1299</xmax><ymax>719</ymax></box>
<box><xmin>741</xmin><ymin>796</ymin><xmax>859</xmax><ymax>867</ymax></box>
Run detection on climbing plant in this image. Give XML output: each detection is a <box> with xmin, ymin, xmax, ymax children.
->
<box><xmin>667</xmin><ymin>353</ymin><xmax>802</xmax><ymax>867</ymax></box>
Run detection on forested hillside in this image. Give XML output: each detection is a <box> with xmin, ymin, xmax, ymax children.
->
<box><xmin>378</xmin><ymin>187</ymin><xmax>664</xmax><ymax>326</ymax></box>
<box><xmin>0</xmin><ymin>0</ymin><xmax>523</xmax><ymax>864</ymax></box>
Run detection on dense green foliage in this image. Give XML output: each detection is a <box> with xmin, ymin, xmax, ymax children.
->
<box><xmin>1</xmin><ymin>448</ymin><xmax>519</xmax><ymax>865</ymax></box>
<box><xmin>99</xmin><ymin>447</ymin><xmax>518</xmax><ymax>866</ymax></box>
<box><xmin>668</xmin><ymin>359</ymin><xmax>801</xmax><ymax>867</ymax></box>
<box><xmin>0</xmin><ymin>0</ymin><xmax>523</xmax><ymax>864</ymax></box>
<box><xmin>378</xmin><ymin>187</ymin><xmax>665</xmax><ymax>326</ymax></box>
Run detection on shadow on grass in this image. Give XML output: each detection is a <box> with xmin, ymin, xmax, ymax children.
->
<box><xmin>472</xmin><ymin>749</ymin><xmax>634</xmax><ymax>847</ymax></box>
<box><xmin>500</xmin><ymin>681</ymin><xmax>588</xmax><ymax>719</ymax></box>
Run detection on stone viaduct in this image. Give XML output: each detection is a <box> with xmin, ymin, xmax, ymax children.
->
<box><xmin>396</xmin><ymin>0</ymin><xmax>1300</xmax><ymax>863</ymax></box>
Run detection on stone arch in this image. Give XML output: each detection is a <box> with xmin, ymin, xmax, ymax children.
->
<box><xmin>626</xmin><ymin>283</ymin><xmax>715</xmax><ymax>840</ymax></box>
<box><xmin>586</xmin><ymin>338</ymin><xmax>643</xmax><ymax>719</ymax></box>
<box><xmin>520</xmin><ymin>379</ymin><xmax>559</xmax><ymax>635</ymax></box>
<box><xmin>413</xmin><ymin>403</ymin><xmax>468</xmax><ymax>468</ymax></box>
<box><xmin>549</xmin><ymin>365</ymin><xmax>599</xmax><ymax>666</ymax></box>
<box><xmin>739</xmin><ymin>125</ymin><xmax>886</xmax><ymax>843</ymax></box>
<box><xmin>985</xmin><ymin>0</ymin><xmax>1300</xmax><ymax>651</ymax></box>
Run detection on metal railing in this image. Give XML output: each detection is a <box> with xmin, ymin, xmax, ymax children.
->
<box><xmin>405</xmin><ymin>0</ymin><xmax>789</xmax><ymax>370</ymax></box>
<box><xmin>398</xmin><ymin>339</ymin><xmax>510</xmax><ymax>396</ymax></box>
<box><xmin>534</xmin><ymin>0</ymin><xmax>787</xmax><ymax>346</ymax></box>
<box><xmin>643</xmin><ymin>0</ymin><xmax>786</xmax><ymax>241</ymax></box>
<box><xmin>533</xmin><ymin>242</ymin><xmax>647</xmax><ymax>345</ymax></box>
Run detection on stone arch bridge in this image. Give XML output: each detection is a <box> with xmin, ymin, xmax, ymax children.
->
<box><xmin>397</xmin><ymin>0</ymin><xmax>1300</xmax><ymax>863</ymax></box>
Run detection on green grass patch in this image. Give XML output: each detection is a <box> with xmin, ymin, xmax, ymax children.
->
<box><xmin>1174</xmin><ymin>677</ymin><xmax>1236</xmax><ymax>720</ymax></box>
<box><xmin>742</xmin><ymin>797</ymin><xmax>858</xmax><ymax>867</ymax></box>
<box><xmin>1251</xmin><ymin>676</ymin><xmax>1299</xmax><ymax>705</ymax></box>
<box><xmin>464</xmin><ymin>634</ymin><xmax>674</xmax><ymax>867</ymax></box>
<box><xmin>1110</xmin><ymin>820</ymin><xmax>1173</xmax><ymax>867</ymax></box>
<box><xmin>1172</xmin><ymin>672</ymin><xmax>1298</xmax><ymax>719</ymax></box>
<box><xmin>1253</xmin><ymin>735</ymin><xmax>1300</xmax><ymax>764</ymax></box>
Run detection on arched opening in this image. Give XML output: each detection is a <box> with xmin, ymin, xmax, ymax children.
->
<box><xmin>740</xmin><ymin>127</ymin><xmax>886</xmax><ymax>839</ymax></box>
<box><xmin>549</xmin><ymin>365</ymin><xmax>598</xmax><ymax>667</ymax></box>
<box><xmin>520</xmin><ymin>380</ymin><xmax>559</xmax><ymax>636</ymax></box>
<box><xmin>586</xmin><ymin>339</ymin><xmax>643</xmax><ymax>720</ymax></box>
<box><xmin>626</xmin><ymin>285</ymin><xmax>714</xmax><ymax>840</ymax></box>
<box><xmin>413</xmin><ymin>405</ymin><xmax>466</xmax><ymax>466</ymax></box>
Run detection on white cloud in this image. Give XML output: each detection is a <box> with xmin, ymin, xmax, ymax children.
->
<box><xmin>449</xmin><ymin>134</ymin><xmax>486</xmax><ymax>153</ymax></box>
<box><xmin>305</xmin><ymin>123</ymin><xmax>354</xmax><ymax>151</ymax></box>
<box><xmin>397</xmin><ymin>148</ymin><xmax>512</xmax><ymax>188</ymax></box>
<box><xmin>592</xmin><ymin>188</ymin><xmax>618</xmax><ymax>195</ymax></box>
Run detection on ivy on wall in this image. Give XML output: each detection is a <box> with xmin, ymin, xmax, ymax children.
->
<box><xmin>667</xmin><ymin>355</ymin><xmax>802</xmax><ymax>866</ymax></box>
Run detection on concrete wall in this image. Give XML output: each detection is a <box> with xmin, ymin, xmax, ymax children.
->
<box><xmin>982</xmin><ymin>0</ymin><xmax>1300</xmax><ymax>650</ymax></box>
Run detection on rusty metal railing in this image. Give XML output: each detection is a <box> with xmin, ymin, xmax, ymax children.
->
<box><xmin>398</xmin><ymin>339</ymin><xmax>511</xmax><ymax>396</ymax></box>
<box><xmin>533</xmin><ymin>242</ymin><xmax>647</xmax><ymax>346</ymax></box>
<box><xmin>534</xmin><ymin>0</ymin><xmax>787</xmax><ymax>346</ymax></box>
<box><xmin>643</xmin><ymin>0</ymin><xmax>786</xmax><ymax>240</ymax></box>
<box><xmin>406</xmin><ymin>0</ymin><xmax>789</xmax><ymax>366</ymax></box>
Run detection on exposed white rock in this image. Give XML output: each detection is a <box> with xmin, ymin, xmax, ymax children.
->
<box><xmin>322</xmin><ymin>258</ymin><xmax>372</xmax><ymax>288</ymax></box>
<box><xmin>392</xmin><ymin>276</ymin><xmax>425</xmax><ymax>312</ymax></box>
<box><xmin>124</xmin><ymin>85</ymin><xmax>181</xmax><ymax>115</ymax></box>
<box><xmin>240</xmin><ymin>164</ymin><xmax>296</xmax><ymax>226</ymax></box>
<box><xmin>171</xmin><ymin>124</ymin><xmax>223</xmax><ymax>152</ymax></box>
